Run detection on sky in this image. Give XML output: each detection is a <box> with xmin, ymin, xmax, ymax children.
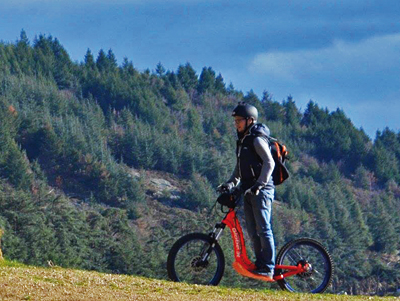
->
<box><xmin>0</xmin><ymin>0</ymin><xmax>399</xmax><ymax>138</ymax></box>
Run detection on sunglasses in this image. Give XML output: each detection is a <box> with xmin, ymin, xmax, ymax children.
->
<box><xmin>234</xmin><ymin>118</ymin><xmax>246</xmax><ymax>124</ymax></box>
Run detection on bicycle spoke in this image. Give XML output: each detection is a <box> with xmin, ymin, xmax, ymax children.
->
<box><xmin>276</xmin><ymin>239</ymin><xmax>333</xmax><ymax>294</ymax></box>
<box><xmin>313</xmin><ymin>268</ymin><xmax>323</xmax><ymax>276</ymax></box>
<box><xmin>286</xmin><ymin>253</ymin><xmax>297</xmax><ymax>265</ymax></box>
<box><xmin>168</xmin><ymin>233</ymin><xmax>225</xmax><ymax>286</ymax></box>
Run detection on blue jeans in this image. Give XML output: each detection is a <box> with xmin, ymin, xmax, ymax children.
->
<box><xmin>243</xmin><ymin>188</ymin><xmax>275</xmax><ymax>274</ymax></box>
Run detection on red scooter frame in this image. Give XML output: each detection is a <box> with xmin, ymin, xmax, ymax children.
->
<box><xmin>219</xmin><ymin>208</ymin><xmax>309</xmax><ymax>282</ymax></box>
<box><xmin>167</xmin><ymin>191</ymin><xmax>333</xmax><ymax>293</ymax></box>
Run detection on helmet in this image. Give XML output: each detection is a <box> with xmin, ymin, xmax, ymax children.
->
<box><xmin>232</xmin><ymin>102</ymin><xmax>258</xmax><ymax>120</ymax></box>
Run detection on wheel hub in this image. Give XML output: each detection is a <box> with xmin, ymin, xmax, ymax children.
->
<box><xmin>297</xmin><ymin>260</ymin><xmax>313</xmax><ymax>278</ymax></box>
<box><xmin>190</xmin><ymin>256</ymin><xmax>209</xmax><ymax>273</ymax></box>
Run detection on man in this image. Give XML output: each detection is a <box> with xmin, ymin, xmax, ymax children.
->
<box><xmin>219</xmin><ymin>102</ymin><xmax>275</xmax><ymax>280</ymax></box>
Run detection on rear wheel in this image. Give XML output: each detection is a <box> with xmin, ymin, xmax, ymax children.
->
<box><xmin>167</xmin><ymin>233</ymin><xmax>225</xmax><ymax>285</ymax></box>
<box><xmin>275</xmin><ymin>238</ymin><xmax>333</xmax><ymax>293</ymax></box>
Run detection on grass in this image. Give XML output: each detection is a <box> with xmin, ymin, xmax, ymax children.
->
<box><xmin>0</xmin><ymin>259</ymin><xmax>398</xmax><ymax>301</ymax></box>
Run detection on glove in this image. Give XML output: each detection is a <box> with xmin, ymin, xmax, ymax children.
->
<box><xmin>245</xmin><ymin>182</ymin><xmax>263</xmax><ymax>196</ymax></box>
<box><xmin>217</xmin><ymin>182</ymin><xmax>234</xmax><ymax>193</ymax></box>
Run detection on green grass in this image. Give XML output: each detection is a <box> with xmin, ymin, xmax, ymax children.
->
<box><xmin>0</xmin><ymin>259</ymin><xmax>28</xmax><ymax>268</ymax></box>
<box><xmin>0</xmin><ymin>259</ymin><xmax>398</xmax><ymax>301</ymax></box>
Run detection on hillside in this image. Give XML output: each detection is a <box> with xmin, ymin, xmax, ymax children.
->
<box><xmin>0</xmin><ymin>260</ymin><xmax>395</xmax><ymax>301</ymax></box>
<box><xmin>1</xmin><ymin>31</ymin><xmax>400</xmax><ymax>296</ymax></box>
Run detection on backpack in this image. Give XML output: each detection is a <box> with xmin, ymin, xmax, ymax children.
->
<box><xmin>247</xmin><ymin>123</ymin><xmax>290</xmax><ymax>186</ymax></box>
<box><xmin>266</xmin><ymin>136</ymin><xmax>289</xmax><ymax>185</ymax></box>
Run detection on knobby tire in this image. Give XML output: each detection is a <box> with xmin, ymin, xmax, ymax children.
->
<box><xmin>275</xmin><ymin>238</ymin><xmax>333</xmax><ymax>293</ymax></box>
<box><xmin>167</xmin><ymin>233</ymin><xmax>225</xmax><ymax>286</ymax></box>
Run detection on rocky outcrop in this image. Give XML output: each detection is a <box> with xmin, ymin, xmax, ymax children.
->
<box><xmin>149</xmin><ymin>178</ymin><xmax>180</xmax><ymax>199</ymax></box>
<box><xmin>130</xmin><ymin>168</ymin><xmax>182</xmax><ymax>200</ymax></box>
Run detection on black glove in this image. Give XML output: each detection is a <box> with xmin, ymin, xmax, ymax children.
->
<box><xmin>217</xmin><ymin>182</ymin><xmax>234</xmax><ymax>193</ymax></box>
<box><xmin>245</xmin><ymin>182</ymin><xmax>263</xmax><ymax>196</ymax></box>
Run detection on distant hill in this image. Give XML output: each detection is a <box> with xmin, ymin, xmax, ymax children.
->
<box><xmin>1</xmin><ymin>30</ymin><xmax>400</xmax><ymax>296</ymax></box>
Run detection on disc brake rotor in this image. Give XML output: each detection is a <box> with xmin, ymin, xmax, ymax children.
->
<box><xmin>190</xmin><ymin>256</ymin><xmax>209</xmax><ymax>273</ymax></box>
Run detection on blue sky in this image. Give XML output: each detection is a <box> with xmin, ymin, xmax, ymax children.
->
<box><xmin>1</xmin><ymin>0</ymin><xmax>399</xmax><ymax>138</ymax></box>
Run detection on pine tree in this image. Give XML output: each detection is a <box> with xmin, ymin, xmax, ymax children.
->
<box><xmin>283</xmin><ymin>96</ymin><xmax>301</xmax><ymax>126</ymax></box>
<box><xmin>301</xmin><ymin>101</ymin><xmax>329</xmax><ymax>127</ymax></box>
<box><xmin>370</xmin><ymin>145</ymin><xmax>400</xmax><ymax>185</ymax></box>
<box><xmin>1</xmin><ymin>134</ymin><xmax>33</xmax><ymax>190</ymax></box>
<box><xmin>197</xmin><ymin>67</ymin><xmax>215</xmax><ymax>94</ymax></box>
<box><xmin>107</xmin><ymin>49</ymin><xmax>118</xmax><ymax>70</ymax></box>
<box><xmin>368</xmin><ymin>198</ymin><xmax>398</xmax><ymax>254</ymax></box>
<box><xmin>262</xmin><ymin>91</ymin><xmax>285</xmax><ymax>122</ymax></box>
<box><xmin>214</xmin><ymin>73</ymin><xmax>225</xmax><ymax>93</ymax></box>
<box><xmin>177</xmin><ymin>63</ymin><xmax>198</xmax><ymax>91</ymax></box>
<box><xmin>96</xmin><ymin>49</ymin><xmax>108</xmax><ymax>72</ymax></box>
<box><xmin>121</xmin><ymin>57</ymin><xmax>137</xmax><ymax>77</ymax></box>
<box><xmin>354</xmin><ymin>165</ymin><xmax>372</xmax><ymax>190</ymax></box>
<box><xmin>14</xmin><ymin>29</ymin><xmax>33</xmax><ymax>75</ymax></box>
<box><xmin>155</xmin><ymin>62</ymin><xmax>166</xmax><ymax>76</ymax></box>
<box><xmin>84</xmin><ymin>49</ymin><xmax>96</xmax><ymax>69</ymax></box>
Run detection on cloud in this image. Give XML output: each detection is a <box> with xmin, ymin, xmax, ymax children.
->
<box><xmin>249</xmin><ymin>33</ymin><xmax>400</xmax><ymax>85</ymax></box>
<box><xmin>248</xmin><ymin>33</ymin><xmax>400</xmax><ymax>137</ymax></box>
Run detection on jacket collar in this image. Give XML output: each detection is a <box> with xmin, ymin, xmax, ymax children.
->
<box><xmin>238</xmin><ymin>123</ymin><xmax>256</xmax><ymax>143</ymax></box>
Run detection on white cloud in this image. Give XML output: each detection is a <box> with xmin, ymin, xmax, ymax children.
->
<box><xmin>248</xmin><ymin>33</ymin><xmax>400</xmax><ymax>137</ymax></box>
<box><xmin>249</xmin><ymin>33</ymin><xmax>400</xmax><ymax>84</ymax></box>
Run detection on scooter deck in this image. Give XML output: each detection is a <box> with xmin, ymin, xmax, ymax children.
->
<box><xmin>232</xmin><ymin>261</ymin><xmax>275</xmax><ymax>282</ymax></box>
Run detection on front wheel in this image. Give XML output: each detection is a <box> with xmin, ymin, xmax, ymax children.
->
<box><xmin>275</xmin><ymin>238</ymin><xmax>333</xmax><ymax>293</ymax></box>
<box><xmin>167</xmin><ymin>233</ymin><xmax>225</xmax><ymax>285</ymax></box>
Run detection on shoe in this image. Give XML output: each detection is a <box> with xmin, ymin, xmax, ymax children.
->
<box><xmin>253</xmin><ymin>267</ymin><xmax>274</xmax><ymax>280</ymax></box>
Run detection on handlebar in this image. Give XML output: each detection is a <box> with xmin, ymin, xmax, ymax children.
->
<box><xmin>216</xmin><ymin>186</ymin><xmax>243</xmax><ymax>209</ymax></box>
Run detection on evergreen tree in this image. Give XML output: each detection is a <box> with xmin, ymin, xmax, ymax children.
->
<box><xmin>19</xmin><ymin>29</ymin><xmax>29</xmax><ymax>45</ymax></box>
<box><xmin>301</xmin><ymin>101</ymin><xmax>329</xmax><ymax>127</ymax></box>
<box><xmin>367</xmin><ymin>198</ymin><xmax>398</xmax><ymax>253</ymax></box>
<box><xmin>354</xmin><ymin>165</ymin><xmax>372</xmax><ymax>190</ymax></box>
<box><xmin>14</xmin><ymin>30</ymin><xmax>33</xmax><ymax>75</ymax></box>
<box><xmin>96</xmin><ymin>49</ymin><xmax>108</xmax><ymax>72</ymax></box>
<box><xmin>155</xmin><ymin>62</ymin><xmax>166</xmax><ymax>76</ymax></box>
<box><xmin>283</xmin><ymin>96</ymin><xmax>301</xmax><ymax>126</ymax></box>
<box><xmin>2</xmin><ymin>140</ymin><xmax>33</xmax><ymax>190</ymax></box>
<box><xmin>262</xmin><ymin>91</ymin><xmax>285</xmax><ymax>122</ymax></box>
<box><xmin>370</xmin><ymin>145</ymin><xmax>400</xmax><ymax>184</ymax></box>
<box><xmin>215</xmin><ymin>73</ymin><xmax>225</xmax><ymax>93</ymax></box>
<box><xmin>107</xmin><ymin>49</ymin><xmax>118</xmax><ymax>70</ymax></box>
<box><xmin>84</xmin><ymin>49</ymin><xmax>96</xmax><ymax>69</ymax></box>
<box><xmin>177</xmin><ymin>63</ymin><xmax>198</xmax><ymax>92</ymax></box>
<box><xmin>185</xmin><ymin>107</ymin><xmax>203</xmax><ymax>140</ymax></box>
<box><xmin>375</xmin><ymin>128</ymin><xmax>400</xmax><ymax>159</ymax></box>
<box><xmin>197</xmin><ymin>67</ymin><xmax>216</xmax><ymax>94</ymax></box>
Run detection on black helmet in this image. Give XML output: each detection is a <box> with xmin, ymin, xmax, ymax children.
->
<box><xmin>232</xmin><ymin>102</ymin><xmax>258</xmax><ymax>120</ymax></box>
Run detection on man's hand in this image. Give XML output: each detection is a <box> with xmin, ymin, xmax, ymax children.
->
<box><xmin>217</xmin><ymin>182</ymin><xmax>234</xmax><ymax>193</ymax></box>
<box><xmin>245</xmin><ymin>183</ymin><xmax>263</xmax><ymax>196</ymax></box>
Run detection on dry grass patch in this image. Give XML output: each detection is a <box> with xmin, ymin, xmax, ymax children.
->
<box><xmin>0</xmin><ymin>260</ymin><xmax>397</xmax><ymax>301</ymax></box>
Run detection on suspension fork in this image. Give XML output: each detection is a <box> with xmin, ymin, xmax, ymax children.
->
<box><xmin>201</xmin><ymin>223</ymin><xmax>226</xmax><ymax>261</ymax></box>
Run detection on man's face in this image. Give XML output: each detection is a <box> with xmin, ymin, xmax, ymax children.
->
<box><xmin>234</xmin><ymin>116</ymin><xmax>247</xmax><ymax>133</ymax></box>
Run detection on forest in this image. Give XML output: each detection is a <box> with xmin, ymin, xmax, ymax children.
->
<box><xmin>0</xmin><ymin>30</ymin><xmax>400</xmax><ymax>296</ymax></box>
